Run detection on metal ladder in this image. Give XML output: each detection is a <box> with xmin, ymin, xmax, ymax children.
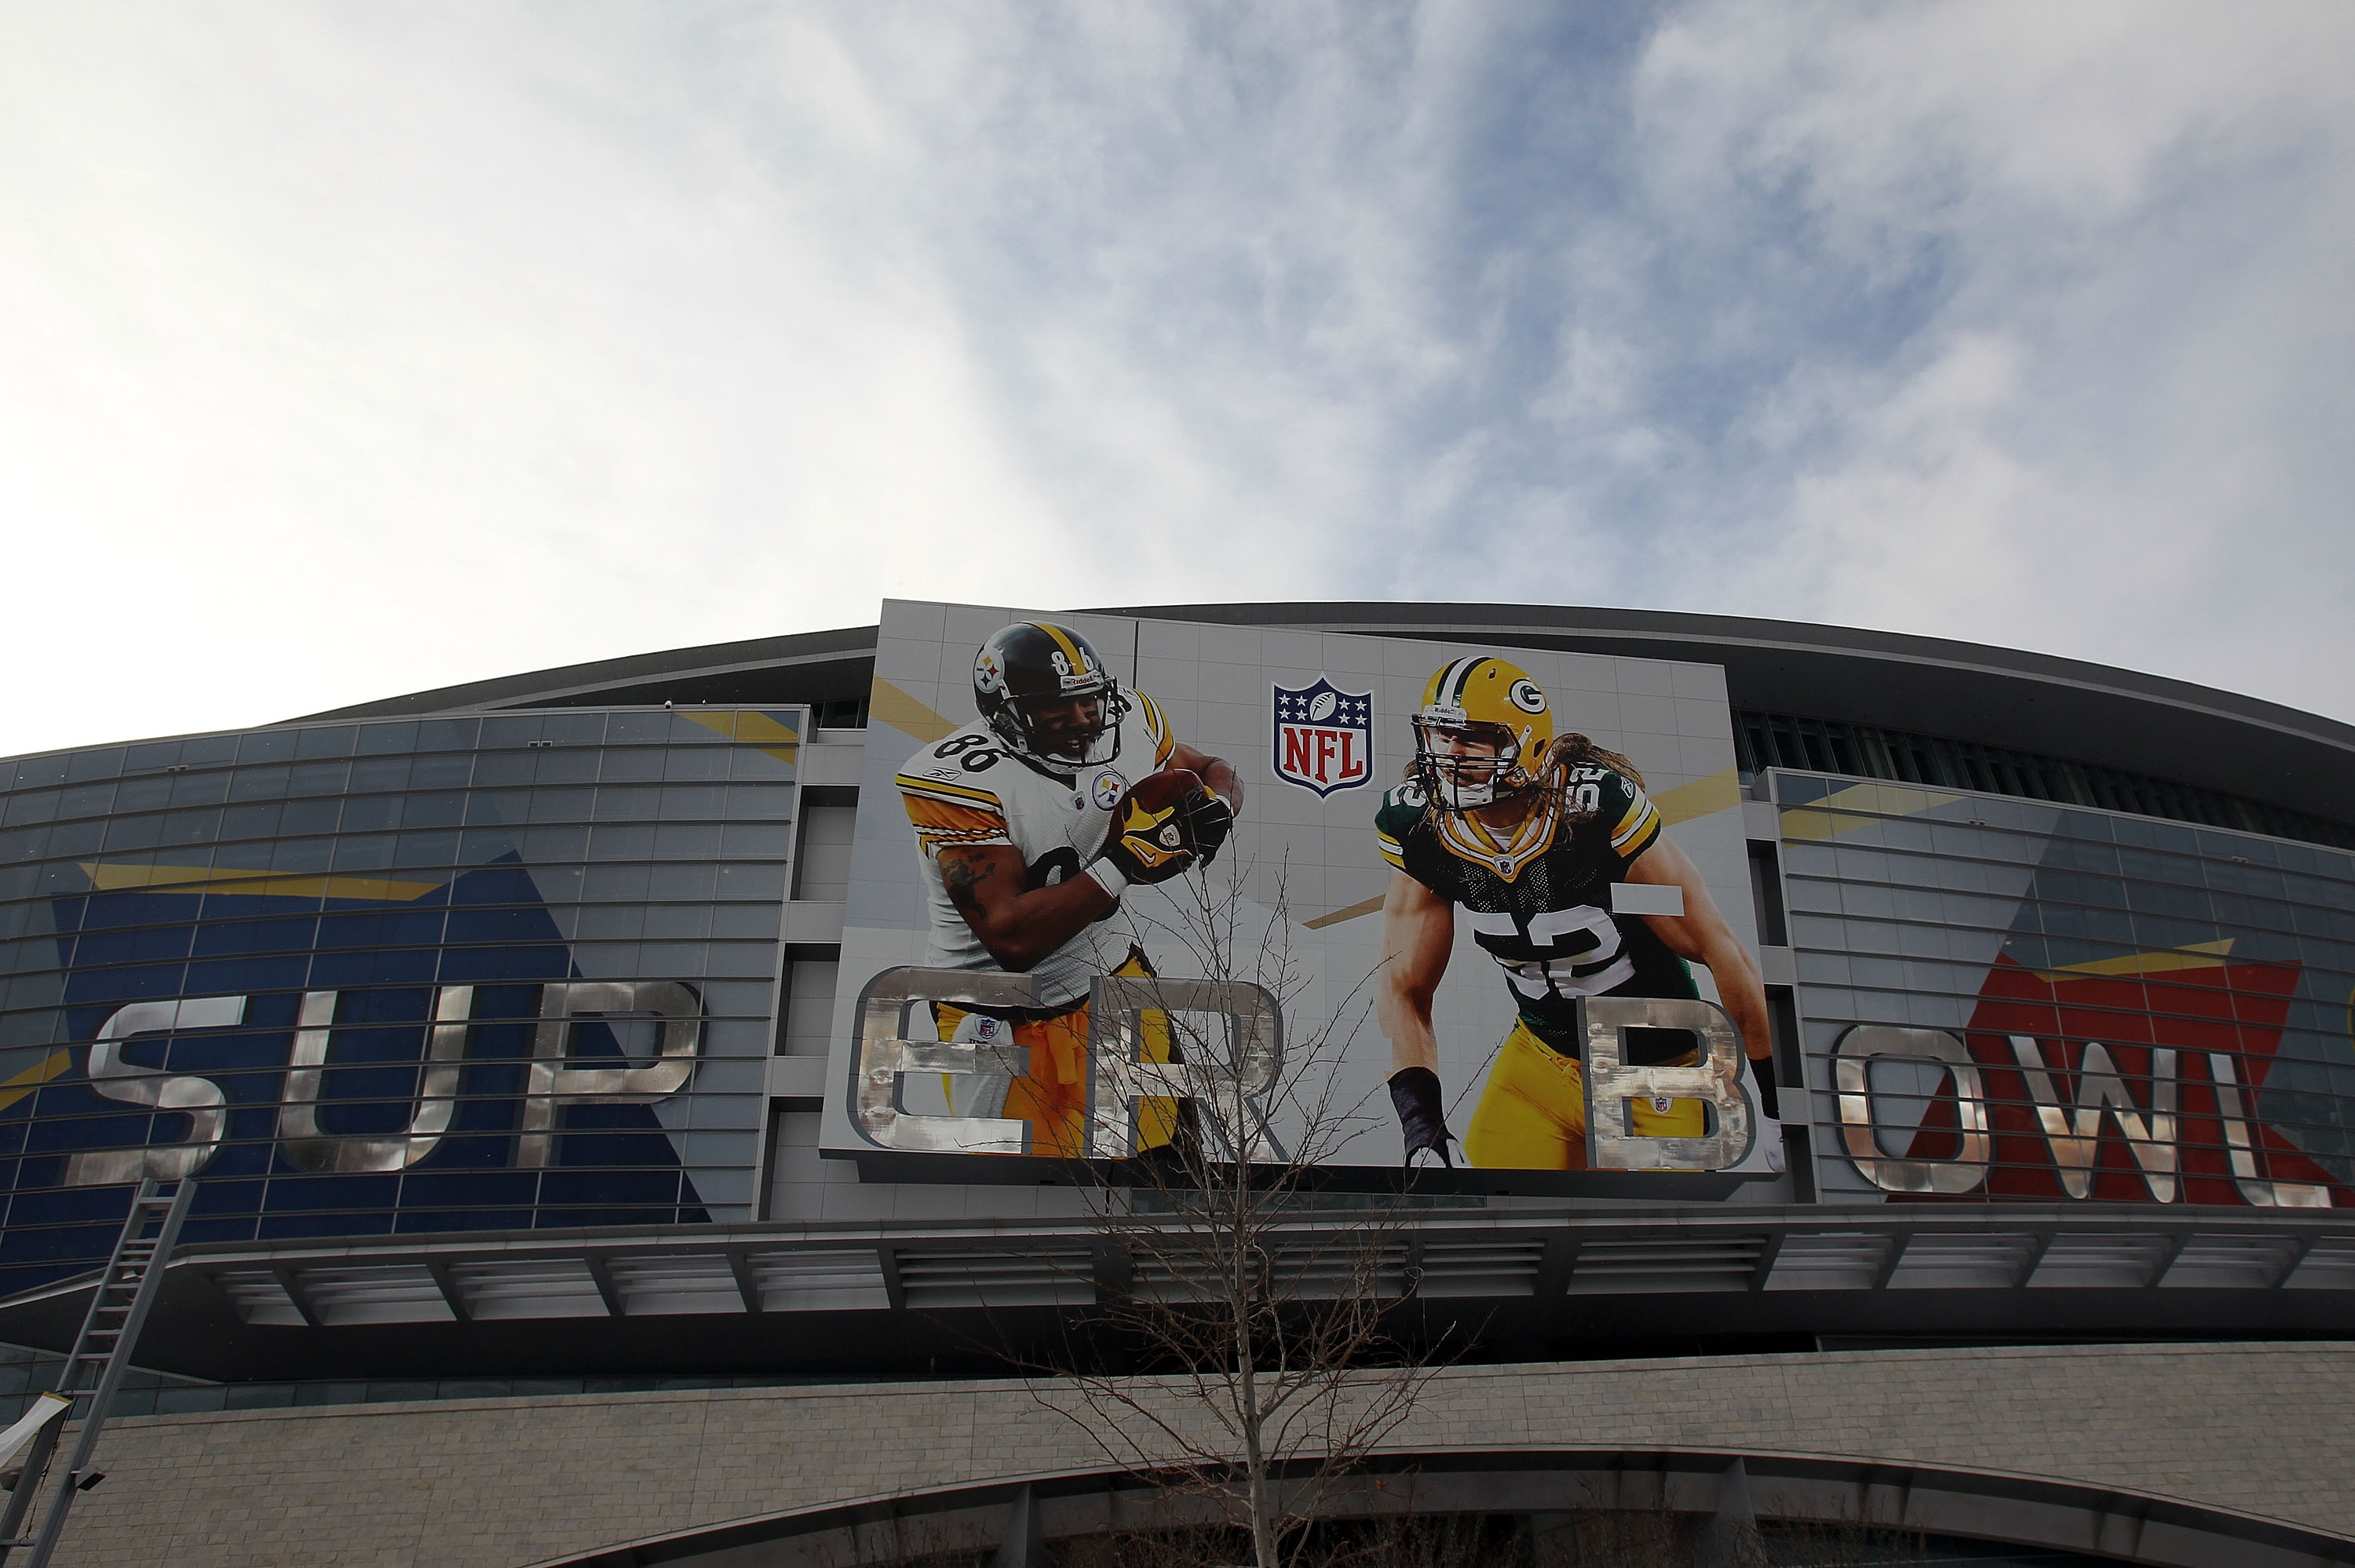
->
<box><xmin>0</xmin><ymin>1177</ymin><xmax>195</xmax><ymax>1566</ymax></box>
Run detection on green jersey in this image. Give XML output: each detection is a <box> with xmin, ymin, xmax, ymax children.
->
<box><xmin>1375</xmin><ymin>765</ymin><xmax>1696</xmax><ymax>1050</ymax></box>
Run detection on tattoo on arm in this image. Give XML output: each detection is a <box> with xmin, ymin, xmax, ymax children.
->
<box><xmin>942</xmin><ymin>853</ymin><xmax>998</xmax><ymax>919</ymax></box>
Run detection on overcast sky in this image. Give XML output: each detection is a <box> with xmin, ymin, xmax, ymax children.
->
<box><xmin>5</xmin><ymin>3</ymin><xmax>2352</xmax><ymax>758</ymax></box>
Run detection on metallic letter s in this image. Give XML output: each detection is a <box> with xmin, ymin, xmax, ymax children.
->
<box><xmin>65</xmin><ymin>997</ymin><xmax>247</xmax><ymax>1186</ymax></box>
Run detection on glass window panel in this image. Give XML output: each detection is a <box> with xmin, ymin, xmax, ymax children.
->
<box><xmin>660</xmin><ymin>785</ymin><xmax>725</xmax><ymax>820</ymax></box>
<box><xmin>288</xmin><ymin>761</ymin><xmax>350</xmax><ymax>797</ymax></box>
<box><xmin>161</xmin><ymin>809</ymin><xmax>224</xmax><ymax>848</ymax></box>
<box><xmin>719</xmin><ymin>822</ymin><xmax>790</xmax><ymax>859</ymax></box>
<box><xmin>65</xmin><ymin>748</ymin><xmax>124</xmax><ymax>782</ymax></box>
<box><xmin>712</xmin><ymin>862</ymin><xmax>784</xmax><ymax>903</ymax></box>
<box><xmin>400</xmin><ymin>792</ymin><xmax>466</xmax><ymax>830</ymax></box>
<box><xmin>294</xmin><ymin>726</ymin><xmax>356</xmax><ymax>759</ymax></box>
<box><xmin>582</xmin><ymin>863</ymin><xmax>652</xmax><ymax>902</ymax></box>
<box><xmin>356</xmin><ymin>721</ymin><xmax>420</xmax><ymax>756</ymax></box>
<box><xmin>338</xmin><ymin>796</ymin><xmax>400</xmax><ymax>834</ymax></box>
<box><xmin>653</xmin><ymin>824</ymin><xmax>721</xmax><ymax>859</ymax></box>
<box><xmin>100</xmin><ymin>814</ymin><xmax>164</xmax><ymax>852</ymax></box>
<box><xmin>108</xmin><ymin>772</ymin><xmax>175</xmax><ymax>810</ymax></box>
<box><xmin>466</xmin><ymin>791</ymin><xmax>528</xmax><ymax>826</ymax></box>
<box><xmin>594</xmin><ymin>786</ymin><xmax>660</xmax><ymax>822</ymax></box>
<box><xmin>597</xmin><ymin>748</ymin><xmax>664</xmax><ymax>783</ymax></box>
<box><xmin>542</xmin><ymin>712</ymin><xmax>607</xmax><ymax>746</ymax></box>
<box><xmin>394</xmin><ymin>830</ymin><xmax>462</xmax><ymax>869</ymax></box>
<box><xmin>722</xmin><ymin>785</ymin><xmax>791</xmax><ymax>820</ymax></box>
<box><xmin>648</xmin><ymin>863</ymin><xmax>715</xmax><ymax>902</ymax></box>
<box><xmin>532</xmin><ymin>749</ymin><xmax>598</xmax><ymax>786</ymax></box>
<box><xmin>662</xmin><ymin>748</ymin><xmax>728</xmax><ymax>782</ymax></box>
<box><xmin>60</xmin><ymin>782</ymin><xmax>118</xmax><ymax>819</ymax></box>
<box><xmin>710</xmin><ymin>903</ymin><xmax>781</xmax><ymax>939</ymax></box>
<box><xmin>348</xmin><ymin>757</ymin><xmax>412</xmax><ymax>793</ymax></box>
<box><xmin>168</xmin><ymin>770</ymin><xmax>231</xmax><ymax>808</ymax></box>
<box><xmin>604</xmin><ymin>713</ymin><xmax>670</xmax><ymax>743</ymax></box>
<box><xmin>518</xmin><ymin>825</ymin><xmax>589</xmax><ymax>862</ymax></box>
<box><xmin>13</xmin><ymin>757</ymin><xmax>70</xmax><ymax>789</ymax></box>
<box><xmin>413</xmin><ymin>718</ymin><xmax>479</xmax><ymax>752</ymax></box>
<box><xmin>458</xmin><ymin>828</ymin><xmax>517</xmax><ymax>864</ymax></box>
<box><xmin>525</xmin><ymin>787</ymin><xmax>594</xmax><ymax>825</ymax></box>
<box><xmin>643</xmin><ymin>904</ymin><xmax>712</xmax><ymax>940</ymax></box>
<box><xmin>44</xmin><ymin>822</ymin><xmax>102</xmax><ymax>857</ymax></box>
<box><xmin>407</xmin><ymin>753</ymin><xmax>474</xmax><ymax>790</ymax></box>
<box><xmin>4</xmin><ymin>791</ymin><xmax>61</xmax><ymax>827</ymax></box>
<box><xmin>280</xmin><ymin>799</ymin><xmax>341</xmax><ymax>837</ymax></box>
<box><xmin>589</xmin><ymin>823</ymin><xmax>655</xmax><ymax>861</ymax></box>
<box><xmin>330</xmin><ymin>836</ymin><xmax>398</xmax><ymax>873</ymax></box>
<box><xmin>478</xmin><ymin>715</ymin><xmax>547</xmax><ymax>750</ymax></box>
<box><xmin>220</xmin><ymin>802</ymin><xmax>283</xmax><ymax>841</ymax></box>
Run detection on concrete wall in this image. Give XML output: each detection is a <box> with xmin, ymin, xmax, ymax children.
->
<box><xmin>43</xmin><ymin>1340</ymin><xmax>2355</xmax><ymax>1566</ymax></box>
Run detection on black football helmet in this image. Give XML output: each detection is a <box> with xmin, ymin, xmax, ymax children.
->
<box><xmin>973</xmin><ymin>622</ymin><xmax>1127</xmax><ymax>768</ymax></box>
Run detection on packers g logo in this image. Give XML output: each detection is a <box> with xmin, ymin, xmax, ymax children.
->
<box><xmin>1508</xmin><ymin>678</ymin><xmax>1546</xmax><ymax>715</ymax></box>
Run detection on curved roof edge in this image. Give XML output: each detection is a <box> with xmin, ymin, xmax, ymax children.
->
<box><xmin>1100</xmin><ymin>602</ymin><xmax>2355</xmax><ymax>827</ymax></box>
<box><xmin>291</xmin><ymin>624</ymin><xmax>879</xmax><ymax>720</ymax></box>
<box><xmin>291</xmin><ymin>602</ymin><xmax>2355</xmax><ymax>829</ymax></box>
<box><xmin>1104</xmin><ymin>602</ymin><xmax>2355</xmax><ymax>756</ymax></box>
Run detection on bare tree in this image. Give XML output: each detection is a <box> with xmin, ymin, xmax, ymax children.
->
<box><xmin>1020</xmin><ymin>857</ymin><xmax>1454</xmax><ymax>1568</ymax></box>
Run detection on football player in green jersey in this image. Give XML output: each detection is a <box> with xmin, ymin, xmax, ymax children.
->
<box><xmin>1374</xmin><ymin>655</ymin><xmax>1780</xmax><ymax>1171</ymax></box>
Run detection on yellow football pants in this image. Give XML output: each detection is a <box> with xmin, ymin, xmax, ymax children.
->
<box><xmin>934</xmin><ymin>954</ymin><xmax>1178</xmax><ymax>1159</ymax></box>
<box><xmin>1461</xmin><ymin>1019</ymin><xmax>1704</xmax><ymax>1171</ymax></box>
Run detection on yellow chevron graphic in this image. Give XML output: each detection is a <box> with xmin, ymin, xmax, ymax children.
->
<box><xmin>80</xmin><ymin>863</ymin><xmax>450</xmax><ymax>903</ymax></box>
<box><xmin>869</xmin><ymin>677</ymin><xmax>958</xmax><ymax>746</ymax></box>
<box><xmin>678</xmin><ymin>708</ymin><xmax>800</xmax><ymax>766</ymax></box>
<box><xmin>2034</xmin><ymin>938</ymin><xmax>2236</xmax><ymax>982</ymax></box>
<box><xmin>1779</xmin><ymin>782</ymin><xmax>1963</xmax><ymax>842</ymax></box>
<box><xmin>1653</xmin><ymin>768</ymin><xmax>1740</xmax><ymax>827</ymax></box>
<box><xmin>0</xmin><ymin>1051</ymin><xmax>72</xmax><ymax>1114</ymax></box>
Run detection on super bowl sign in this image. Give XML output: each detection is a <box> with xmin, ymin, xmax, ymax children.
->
<box><xmin>1272</xmin><ymin>677</ymin><xmax>1374</xmax><ymax>798</ymax></box>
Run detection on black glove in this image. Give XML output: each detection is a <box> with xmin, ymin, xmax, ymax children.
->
<box><xmin>1388</xmin><ymin>1067</ymin><xmax>1457</xmax><ymax>1169</ymax></box>
<box><xmin>1097</xmin><ymin>768</ymin><xmax>1213</xmax><ymax>888</ymax></box>
<box><xmin>1181</xmin><ymin>787</ymin><xmax>1236</xmax><ymax>865</ymax></box>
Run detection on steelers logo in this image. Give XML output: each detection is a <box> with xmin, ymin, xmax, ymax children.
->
<box><xmin>1092</xmin><ymin>769</ymin><xmax>1126</xmax><ymax>810</ymax></box>
<box><xmin>1507</xmin><ymin>678</ymin><xmax>1546</xmax><ymax>714</ymax></box>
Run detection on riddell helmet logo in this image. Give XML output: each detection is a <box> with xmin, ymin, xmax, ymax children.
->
<box><xmin>1272</xmin><ymin>677</ymin><xmax>1374</xmax><ymax>798</ymax></box>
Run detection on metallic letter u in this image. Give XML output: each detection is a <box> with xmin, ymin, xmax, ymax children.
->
<box><xmin>278</xmin><ymin>987</ymin><xmax>472</xmax><ymax>1173</ymax></box>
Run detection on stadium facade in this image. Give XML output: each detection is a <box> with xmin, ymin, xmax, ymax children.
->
<box><xmin>4</xmin><ymin>601</ymin><xmax>2355</xmax><ymax>1566</ymax></box>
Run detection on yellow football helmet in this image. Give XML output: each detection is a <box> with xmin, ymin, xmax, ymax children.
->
<box><xmin>1412</xmin><ymin>655</ymin><xmax>1554</xmax><ymax>810</ymax></box>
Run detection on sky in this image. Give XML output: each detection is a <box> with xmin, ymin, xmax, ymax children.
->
<box><xmin>4</xmin><ymin>2</ymin><xmax>2353</xmax><ymax>759</ymax></box>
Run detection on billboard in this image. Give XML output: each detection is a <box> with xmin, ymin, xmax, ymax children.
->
<box><xmin>825</xmin><ymin>600</ymin><xmax>1779</xmax><ymax>1189</ymax></box>
<box><xmin>1777</xmin><ymin>775</ymin><xmax>2355</xmax><ymax>1208</ymax></box>
<box><xmin>0</xmin><ymin>707</ymin><xmax>799</xmax><ymax>1293</ymax></box>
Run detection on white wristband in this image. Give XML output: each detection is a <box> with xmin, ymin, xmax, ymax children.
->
<box><xmin>1085</xmin><ymin>861</ymin><xmax>1129</xmax><ymax>898</ymax></box>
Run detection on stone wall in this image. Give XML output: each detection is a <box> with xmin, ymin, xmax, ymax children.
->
<box><xmin>43</xmin><ymin>1340</ymin><xmax>2355</xmax><ymax>1566</ymax></box>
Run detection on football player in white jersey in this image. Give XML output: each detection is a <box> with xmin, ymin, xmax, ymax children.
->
<box><xmin>896</xmin><ymin>621</ymin><xmax>1242</xmax><ymax>1157</ymax></box>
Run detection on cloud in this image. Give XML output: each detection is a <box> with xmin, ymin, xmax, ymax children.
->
<box><xmin>1</xmin><ymin>2</ymin><xmax>2350</xmax><ymax>757</ymax></box>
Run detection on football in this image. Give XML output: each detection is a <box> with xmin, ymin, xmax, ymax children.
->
<box><xmin>1123</xmin><ymin>767</ymin><xmax>1203</xmax><ymax>815</ymax></box>
<box><xmin>1308</xmin><ymin>691</ymin><xmax>1338</xmax><ymax>722</ymax></box>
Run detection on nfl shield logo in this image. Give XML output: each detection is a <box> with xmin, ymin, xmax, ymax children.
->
<box><xmin>1272</xmin><ymin>677</ymin><xmax>1375</xmax><ymax>797</ymax></box>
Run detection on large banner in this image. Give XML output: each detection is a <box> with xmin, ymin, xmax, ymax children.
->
<box><xmin>823</xmin><ymin>601</ymin><xmax>1778</xmax><ymax>1187</ymax></box>
<box><xmin>0</xmin><ymin>706</ymin><xmax>797</xmax><ymax>1294</ymax></box>
<box><xmin>1776</xmin><ymin>775</ymin><xmax>2355</xmax><ymax>1207</ymax></box>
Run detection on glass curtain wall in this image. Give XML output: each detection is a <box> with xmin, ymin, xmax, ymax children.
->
<box><xmin>1774</xmin><ymin>771</ymin><xmax>2355</xmax><ymax>1206</ymax></box>
<box><xmin>0</xmin><ymin>707</ymin><xmax>800</xmax><ymax>1293</ymax></box>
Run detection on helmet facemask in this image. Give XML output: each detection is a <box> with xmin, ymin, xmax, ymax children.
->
<box><xmin>984</xmin><ymin>681</ymin><xmax>1128</xmax><ymax>768</ymax></box>
<box><xmin>1412</xmin><ymin>710</ymin><xmax>1537</xmax><ymax>812</ymax></box>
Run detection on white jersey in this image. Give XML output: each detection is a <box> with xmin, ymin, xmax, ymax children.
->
<box><xmin>896</xmin><ymin>691</ymin><xmax>1179</xmax><ymax>1009</ymax></box>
